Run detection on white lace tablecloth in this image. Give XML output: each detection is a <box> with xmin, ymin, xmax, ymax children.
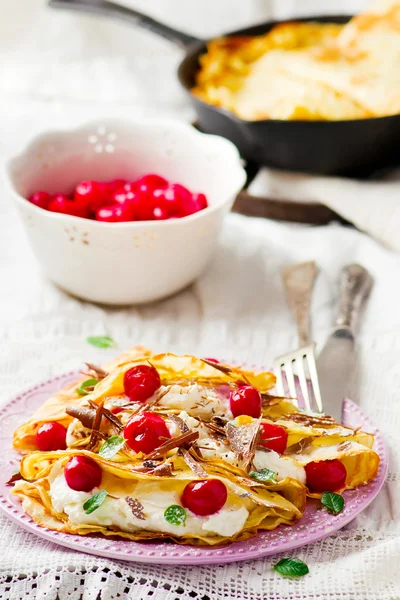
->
<box><xmin>1</xmin><ymin>1</ymin><xmax>400</xmax><ymax>599</ymax></box>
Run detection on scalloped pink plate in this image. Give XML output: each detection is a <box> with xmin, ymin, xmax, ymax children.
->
<box><xmin>0</xmin><ymin>371</ymin><xmax>388</xmax><ymax>565</ymax></box>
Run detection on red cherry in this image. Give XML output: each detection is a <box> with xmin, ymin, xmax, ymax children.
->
<box><xmin>124</xmin><ymin>412</ymin><xmax>171</xmax><ymax>454</ymax></box>
<box><xmin>110</xmin><ymin>406</ymin><xmax>125</xmax><ymax>415</ymax></box>
<box><xmin>305</xmin><ymin>459</ymin><xmax>347</xmax><ymax>492</ymax></box>
<box><xmin>28</xmin><ymin>191</ymin><xmax>51</xmax><ymax>210</ymax></box>
<box><xmin>74</xmin><ymin>180</ymin><xmax>108</xmax><ymax>212</ymax></box>
<box><xmin>36</xmin><ymin>421</ymin><xmax>67</xmax><ymax>451</ymax></box>
<box><xmin>124</xmin><ymin>365</ymin><xmax>161</xmax><ymax>402</ymax></box>
<box><xmin>105</xmin><ymin>179</ymin><xmax>127</xmax><ymax>195</ymax></box>
<box><xmin>259</xmin><ymin>422</ymin><xmax>288</xmax><ymax>454</ymax></box>
<box><xmin>132</xmin><ymin>193</ymin><xmax>157</xmax><ymax>221</ymax></box>
<box><xmin>167</xmin><ymin>184</ymin><xmax>192</xmax><ymax>215</ymax></box>
<box><xmin>134</xmin><ymin>174</ymin><xmax>168</xmax><ymax>193</ymax></box>
<box><xmin>152</xmin><ymin>205</ymin><xmax>169</xmax><ymax>220</ymax></box>
<box><xmin>111</xmin><ymin>188</ymin><xmax>138</xmax><ymax>206</ymax></box>
<box><xmin>64</xmin><ymin>455</ymin><xmax>102</xmax><ymax>492</ymax></box>
<box><xmin>180</xmin><ymin>192</ymin><xmax>208</xmax><ymax>217</ymax></box>
<box><xmin>95</xmin><ymin>203</ymin><xmax>135</xmax><ymax>222</ymax></box>
<box><xmin>151</xmin><ymin>188</ymin><xmax>180</xmax><ymax>217</ymax></box>
<box><xmin>229</xmin><ymin>385</ymin><xmax>261</xmax><ymax>418</ymax></box>
<box><xmin>181</xmin><ymin>479</ymin><xmax>227</xmax><ymax>516</ymax></box>
<box><xmin>48</xmin><ymin>194</ymin><xmax>89</xmax><ymax>218</ymax></box>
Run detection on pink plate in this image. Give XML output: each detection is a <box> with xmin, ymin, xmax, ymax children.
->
<box><xmin>0</xmin><ymin>371</ymin><xmax>388</xmax><ymax>565</ymax></box>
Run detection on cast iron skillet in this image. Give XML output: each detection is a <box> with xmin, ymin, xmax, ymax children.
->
<box><xmin>49</xmin><ymin>0</ymin><xmax>400</xmax><ymax>176</ymax></box>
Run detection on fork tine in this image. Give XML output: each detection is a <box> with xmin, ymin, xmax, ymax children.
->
<box><xmin>306</xmin><ymin>349</ymin><xmax>323</xmax><ymax>413</ymax></box>
<box><xmin>296</xmin><ymin>354</ymin><xmax>311</xmax><ymax>411</ymax></box>
<box><xmin>273</xmin><ymin>362</ymin><xmax>285</xmax><ymax>397</ymax></box>
<box><xmin>283</xmin><ymin>359</ymin><xmax>297</xmax><ymax>400</ymax></box>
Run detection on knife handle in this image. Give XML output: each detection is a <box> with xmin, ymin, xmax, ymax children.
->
<box><xmin>336</xmin><ymin>264</ymin><xmax>374</xmax><ymax>330</ymax></box>
<box><xmin>281</xmin><ymin>261</ymin><xmax>319</xmax><ymax>347</ymax></box>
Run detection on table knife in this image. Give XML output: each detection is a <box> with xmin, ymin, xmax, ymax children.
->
<box><xmin>316</xmin><ymin>264</ymin><xmax>373</xmax><ymax>423</ymax></box>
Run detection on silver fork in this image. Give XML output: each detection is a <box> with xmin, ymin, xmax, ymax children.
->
<box><xmin>273</xmin><ymin>261</ymin><xmax>323</xmax><ymax>413</ymax></box>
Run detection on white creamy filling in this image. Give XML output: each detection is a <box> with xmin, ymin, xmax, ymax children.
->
<box><xmin>253</xmin><ymin>449</ymin><xmax>307</xmax><ymax>484</ymax></box>
<box><xmin>49</xmin><ymin>472</ymin><xmax>249</xmax><ymax>538</ymax></box>
<box><xmin>177</xmin><ymin>411</ymin><xmax>239</xmax><ymax>465</ymax></box>
<box><xmin>158</xmin><ymin>384</ymin><xmax>229</xmax><ymax>419</ymax></box>
<box><xmin>178</xmin><ymin>412</ymin><xmax>306</xmax><ymax>483</ymax></box>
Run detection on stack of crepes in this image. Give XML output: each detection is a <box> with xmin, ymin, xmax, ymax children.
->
<box><xmin>192</xmin><ymin>0</ymin><xmax>400</xmax><ymax>120</ymax></box>
<box><xmin>10</xmin><ymin>346</ymin><xmax>379</xmax><ymax>545</ymax></box>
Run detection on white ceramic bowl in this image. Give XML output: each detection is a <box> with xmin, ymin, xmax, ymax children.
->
<box><xmin>5</xmin><ymin>119</ymin><xmax>246</xmax><ymax>305</ymax></box>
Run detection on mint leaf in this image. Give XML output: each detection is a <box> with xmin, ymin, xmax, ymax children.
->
<box><xmin>86</xmin><ymin>336</ymin><xmax>115</xmax><ymax>349</ymax></box>
<box><xmin>321</xmin><ymin>491</ymin><xmax>345</xmax><ymax>515</ymax></box>
<box><xmin>99</xmin><ymin>435</ymin><xmax>125</xmax><ymax>459</ymax></box>
<box><xmin>83</xmin><ymin>489</ymin><xmax>108</xmax><ymax>514</ymax></box>
<box><xmin>249</xmin><ymin>468</ymin><xmax>276</xmax><ymax>483</ymax></box>
<box><xmin>76</xmin><ymin>378</ymin><xmax>98</xmax><ymax>396</ymax></box>
<box><xmin>164</xmin><ymin>505</ymin><xmax>186</xmax><ymax>526</ymax></box>
<box><xmin>274</xmin><ymin>558</ymin><xmax>309</xmax><ymax>578</ymax></box>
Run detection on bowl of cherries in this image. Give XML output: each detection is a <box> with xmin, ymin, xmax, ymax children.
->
<box><xmin>6</xmin><ymin>119</ymin><xmax>246</xmax><ymax>305</ymax></box>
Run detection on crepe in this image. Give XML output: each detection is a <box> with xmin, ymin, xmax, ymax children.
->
<box><xmin>192</xmin><ymin>0</ymin><xmax>400</xmax><ymax>121</ymax></box>
<box><xmin>12</xmin><ymin>345</ymin><xmax>153</xmax><ymax>452</ymax></box>
<box><xmin>13</xmin><ymin>349</ymin><xmax>276</xmax><ymax>453</ymax></box>
<box><xmin>10</xmin><ymin>347</ymin><xmax>380</xmax><ymax>545</ymax></box>
<box><xmin>13</xmin><ymin>450</ymin><xmax>305</xmax><ymax>545</ymax></box>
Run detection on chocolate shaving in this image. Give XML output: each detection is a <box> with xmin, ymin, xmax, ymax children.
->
<box><xmin>101</xmin><ymin>407</ymin><xmax>124</xmax><ymax>432</ymax></box>
<box><xmin>125</xmin><ymin>496</ymin><xmax>146</xmax><ymax>520</ymax></box>
<box><xmin>353</xmin><ymin>423</ymin><xmax>365</xmax><ymax>433</ymax></box>
<box><xmin>145</xmin><ymin>431</ymin><xmax>199</xmax><ymax>460</ymax></box>
<box><xmin>85</xmin><ymin>362</ymin><xmax>108</xmax><ymax>380</ymax></box>
<box><xmin>66</xmin><ymin>406</ymin><xmax>96</xmax><ymax>429</ymax></box>
<box><xmin>225</xmin><ymin>419</ymin><xmax>262</xmax><ymax>472</ymax></box>
<box><xmin>128</xmin><ymin>387</ymin><xmax>169</xmax><ymax>418</ymax></box>
<box><xmin>142</xmin><ymin>460</ymin><xmax>160</xmax><ymax>469</ymax></box>
<box><xmin>261</xmin><ymin>393</ymin><xmax>294</xmax><ymax>406</ymax></box>
<box><xmin>239</xmin><ymin>491</ymin><xmax>251</xmax><ymax>498</ymax></box>
<box><xmin>6</xmin><ymin>472</ymin><xmax>24</xmax><ymax>486</ymax></box>
<box><xmin>201</xmin><ymin>359</ymin><xmax>253</xmax><ymax>386</ymax></box>
<box><xmin>87</xmin><ymin>399</ymin><xmax>124</xmax><ymax>433</ymax></box>
<box><xmin>151</xmin><ymin>462</ymin><xmax>174</xmax><ymax>477</ymax></box>
<box><xmin>338</xmin><ymin>441</ymin><xmax>352</xmax><ymax>451</ymax></box>
<box><xmin>204</xmin><ymin>422</ymin><xmax>227</xmax><ymax>438</ymax></box>
<box><xmin>285</xmin><ymin>436</ymin><xmax>316</xmax><ymax>455</ymax></box>
<box><xmin>211</xmin><ymin>415</ymin><xmax>229</xmax><ymax>427</ymax></box>
<box><xmin>201</xmin><ymin>358</ymin><xmax>233</xmax><ymax>375</ymax></box>
<box><xmin>179</xmin><ymin>448</ymin><xmax>208</xmax><ymax>478</ymax></box>
<box><xmin>168</xmin><ymin>414</ymin><xmax>189</xmax><ymax>433</ymax></box>
<box><xmin>86</xmin><ymin>401</ymin><xmax>104</xmax><ymax>450</ymax></box>
<box><xmin>287</xmin><ymin>413</ymin><xmax>336</xmax><ymax>427</ymax></box>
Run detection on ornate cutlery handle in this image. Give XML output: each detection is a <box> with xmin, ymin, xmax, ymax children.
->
<box><xmin>281</xmin><ymin>261</ymin><xmax>318</xmax><ymax>347</ymax></box>
<box><xmin>336</xmin><ymin>264</ymin><xmax>373</xmax><ymax>330</ymax></box>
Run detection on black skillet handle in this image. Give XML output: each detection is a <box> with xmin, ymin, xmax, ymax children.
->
<box><xmin>48</xmin><ymin>0</ymin><xmax>202</xmax><ymax>49</ymax></box>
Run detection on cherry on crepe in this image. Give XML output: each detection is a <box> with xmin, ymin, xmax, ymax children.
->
<box><xmin>305</xmin><ymin>459</ymin><xmax>347</xmax><ymax>492</ymax></box>
<box><xmin>36</xmin><ymin>422</ymin><xmax>67</xmax><ymax>451</ymax></box>
<box><xmin>64</xmin><ymin>455</ymin><xmax>102</xmax><ymax>492</ymax></box>
<box><xmin>181</xmin><ymin>479</ymin><xmax>227</xmax><ymax>516</ymax></box>
<box><xmin>123</xmin><ymin>412</ymin><xmax>171</xmax><ymax>454</ymax></box>
<box><xmin>229</xmin><ymin>385</ymin><xmax>262</xmax><ymax>418</ymax></box>
<box><xmin>259</xmin><ymin>422</ymin><xmax>288</xmax><ymax>454</ymax></box>
<box><xmin>124</xmin><ymin>364</ymin><xmax>161</xmax><ymax>403</ymax></box>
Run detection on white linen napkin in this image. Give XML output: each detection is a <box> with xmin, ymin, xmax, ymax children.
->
<box><xmin>248</xmin><ymin>167</ymin><xmax>400</xmax><ymax>252</ymax></box>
